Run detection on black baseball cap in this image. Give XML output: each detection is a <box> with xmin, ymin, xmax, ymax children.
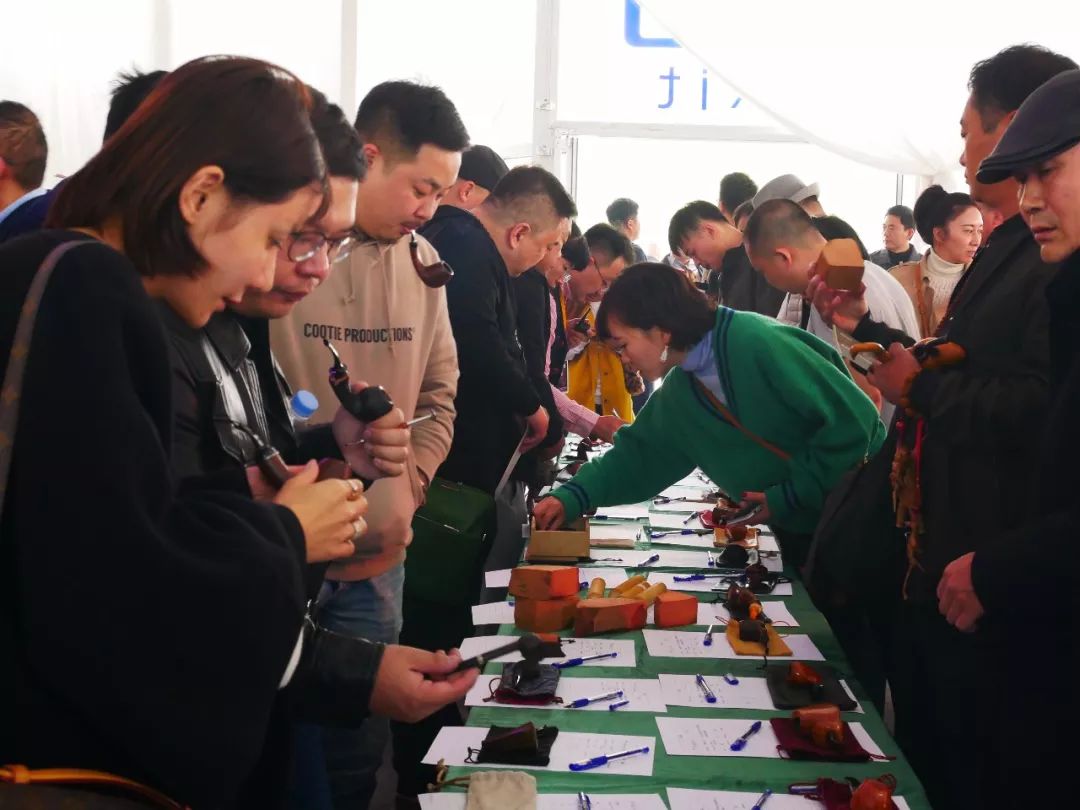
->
<box><xmin>459</xmin><ymin>145</ymin><xmax>509</xmax><ymax>192</ymax></box>
<box><xmin>977</xmin><ymin>69</ymin><xmax>1080</xmax><ymax>184</ymax></box>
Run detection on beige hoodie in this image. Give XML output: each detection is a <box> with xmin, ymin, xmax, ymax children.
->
<box><xmin>270</xmin><ymin>233</ymin><xmax>458</xmax><ymax>581</ymax></box>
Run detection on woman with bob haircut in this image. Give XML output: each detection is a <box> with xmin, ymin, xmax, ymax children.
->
<box><xmin>533</xmin><ymin>263</ymin><xmax>886</xmax><ymax>569</ymax></box>
<box><xmin>0</xmin><ymin>57</ymin><xmax>372</xmax><ymax>806</ymax></box>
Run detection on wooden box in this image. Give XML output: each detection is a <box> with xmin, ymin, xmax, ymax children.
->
<box><xmin>526</xmin><ymin>517</ymin><xmax>591</xmax><ymax>563</ymax></box>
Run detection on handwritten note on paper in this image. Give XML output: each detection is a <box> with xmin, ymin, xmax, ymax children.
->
<box><xmin>666</xmin><ymin>789</ymin><xmax>911</xmax><ymax>810</ymax></box>
<box><xmin>464</xmin><ymin>677</ymin><xmax>668</xmax><ymax>713</ymax></box>
<box><xmin>587</xmin><ymin>548</ymin><xmax>711</xmax><ymax>569</ymax></box>
<box><xmin>422</xmin><ymin>727</ymin><xmax>656</xmax><ymax>776</ymax></box>
<box><xmin>642</xmin><ymin>629</ymin><xmax>825</xmax><ymax>661</ymax></box>
<box><xmin>656</xmin><ymin>717</ymin><xmax>886</xmax><ymax>759</ymax></box>
<box><xmin>470</xmin><ymin>601</ymin><xmax>516</xmax><ymax>625</ymax></box>
<box><xmin>420</xmin><ymin>793</ymin><xmax>669</xmax><ymax>810</ymax></box>
<box><xmin>657</xmin><ymin>674</ymin><xmax>779</xmax><ymax>710</ymax></box>
<box><xmin>458</xmin><ymin>636</ymin><xmax>637</xmax><ymax>668</ymax></box>
<box><xmin>657</xmin><ymin>717</ymin><xmax>781</xmax><ymax>758</ymax></box>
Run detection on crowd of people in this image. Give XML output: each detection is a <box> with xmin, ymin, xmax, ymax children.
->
<box><xmin>0</xmin><ymin>41</ymin><xmax>1077</xmax><ymax>810</ymax></box>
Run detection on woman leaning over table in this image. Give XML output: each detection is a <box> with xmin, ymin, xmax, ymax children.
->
<box><xmin>0</xmin><ymin>57</ymin><xmax>375</xmax><ymax>808</ymax></box>
<box><xmin>532</xmin><ymin>262</ymin><xmax>885</xmax><ymax>570</ymax></box>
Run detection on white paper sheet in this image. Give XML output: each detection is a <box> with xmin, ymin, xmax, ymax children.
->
<box><xmin>465</xmin><ymin>676</ymin><xmax>668</xmax><ymax>713</ymax></box>
<box><xmin>586</xmin><ymin>548</ymin><xmax>711</xmax><ymax>569</ymax></box>
<box><xmin>458</xmin><ymin>635</ymin><xmax>637</xmax><ymax>668</ymax></box>
<box><xmin>646</xmin><ymin>510</ymin><xmax>706</xmax><ymax>530</ymax></box>
<box><xmin>592</xmin><ymin>504</ymin><xmax>651</xmax><ymax>520</ymax></box>
<box><xmin>645</xmin><ymin>601</ymin><xmax>798</xmax><ymax>628</ymax></box>
<box><xmin>642</xmin><ymin>629</ymin><xmax>825</xmax><ymax>661</ymax></box>
<box><xmin>655</xmin><ymin>717</ymin><xmax>885</xmax><ymax>759</ymax></box>
<box><xmin>471</xmin><ymin>601</ymin><xmax>516</xmax><ymax>625</ymax></box>
<box><xmin>666</xmin><ymin>789</ymin><xmax>911</xmax><ymax>810</ymax></box>
<box><xmin>486</xmin><ymin>566</ymin><xmax>630</xmax><ymax>590</ymax></box>
<box><xmin>589</xmin><ymin>523</ymin><xmax>645</xmax><ymax>542</ymax></box>
<box><xmin>673</xmin><ymin>472</ymin><xmax>715</xmax><ymax>488</ymax></box>
<box><xmin>653</xmin><ymin>674</ymin><xmax>860</xmax><ymax>714</ymax></box>
<box><xmin>649</xmin><ymin>500</ymin><xmax>717</xmax><ymax>514</ymax></box>
<box><xmin>420</xmin><ymin>794</ymin><xmax>668</xmax><ymax>810</ymax></box>
<box><xmin>422</xmin><ymin>727</ymin><xmax>656</xmax><ymax>776</ymax></box>
<box><xmin>657</xmin><ymin>484</ymin><xmax>715</xmax><ymax>499</ymax></box>
<box><xmin>645</xmin><ymin>572</ymin><xmax>794</xmax><ymax>596</ymax></box>
<box><xmin>646</xmin><ymin>532</ymin><xmax>719</xmax><ymax>549</ymax></box>
<box><xmin>657</xmin><ymin>674</ymin><xmax>780</xmax><ymax>710</ymax></box>
<box><xmin>484</xmin><ymin>568</ymin><xmax>513</xmax><ymax>588</ymax></box>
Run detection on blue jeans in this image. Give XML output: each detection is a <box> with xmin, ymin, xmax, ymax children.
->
<box><xmin>290</xmin><ymin>565</ymin><xmax>404</xmax><ymax>810</ymax></box>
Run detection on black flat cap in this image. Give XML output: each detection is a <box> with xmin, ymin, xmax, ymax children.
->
<box><xmin>978</xmin><ymin>69</ymin><xmax>1080</xmax><ymax>184</ymax></box>
<box><xmin>459</xmin><ymin>145</ymin><xmax>509</xmax><ymax>192</ymax></box>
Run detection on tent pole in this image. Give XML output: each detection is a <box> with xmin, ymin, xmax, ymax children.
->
<box><xmin>532</xmin><ymin>0</ymin><xmax>560</xmax><ymax>173</ymax></box>
<box><xmin>340</xmin><ymin>0</ymin><xmax>360</xmax><ymax>116</ymax></box>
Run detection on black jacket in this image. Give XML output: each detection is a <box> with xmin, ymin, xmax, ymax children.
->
<box><xmin>164</xmin><ymin>307</ymin><xmax>341</xmax><ymax>493</ymax></box>
<box><xmin>419</xmin><ymin>206</ymin><xmax>541</xmax><ymax>493</ymax></box>
<box><xmin>0</xmin><ymin>186</ymin><xmax>58</xmax><ymax>245</ymax></box>
<box><xmin>869</xmin><ymin>244</ymin><xmax>920</xmax><ymax>270</ymax></box>
<box><xmin>853</xmin><ymin>215</ymin><xmax>1057</xmax><ymax>603</ymax></box>
<box><xmin>972</xmin><ymin>249</ymin><xmax>1080</xmax><ymax>606</ymax></box>
<box><xmin>965</xmin><ymin>249</ymin><xmax>1079</xmax><ymax>806</ymax></box>
<box><xmin>715</xmin><ymin>247</ymin><xmax>787</xmax><ymax>317</ymax></box>
<box><xmin>512</xmin><ymin>268</ymin><xmax>565</xmax><ymax>450</ymax></box>
<box><xmin>0</xmin><ymin>231</ymin><xmax>307</xmax><ymax>809</ymax></box>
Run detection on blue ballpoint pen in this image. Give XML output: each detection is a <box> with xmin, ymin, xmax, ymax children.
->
<box><xmin>752</xmin><ymin>788</ymin><xmax>773</xmax><ymax>809</ymax></box>
<box><xmin>578</xmin><ymin>792</ymin><xmax>592</xmax><ymax>810</ymax></box>
<box><xmin>695</xmin><ymin>673</ymin><xmax>717</xmax><ymax>703</ymax></box>
<box><xmin>639</xmin><ymin>553</ymin><xmax>660</xmax><ymax>566</ymax></box>
<box><xmin>729</xmin><ymin>720</ymin><xmax>762</xmax><ymax>751</ymax></box>
<box><xmin>569</xmin><ymin>745</ymin><xmax>651</xmax><ymax>771</ymax></box>
<box><xmin>674</xmin><ymin>571</ymin><xmax>740</xmax><ymax>582</ymax></box>
<box><xmin>568</xmin><ymin>689</ymin><xmax>624</xmax><ymax>709</ymax></box>
<box><xmin>554</xmin><ymin>651</ymin><xmax>618</xmax><ymax>669</ymax></box>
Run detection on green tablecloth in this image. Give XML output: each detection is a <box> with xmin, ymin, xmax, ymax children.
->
<box><xmin>445</xmin><ymin>542</ymin><xmax>931</xmax><ymax>808</ymax></box>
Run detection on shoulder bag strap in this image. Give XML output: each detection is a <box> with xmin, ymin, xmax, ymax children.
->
<box><xmin>690</xmin><ymin>375</ymin><xmax>791</xmax><ymax>462</ymax></box>
<box><xmin>0</xmin><ymin>240</ymin><xmax>90</xmax><ymax>511</ymax></box>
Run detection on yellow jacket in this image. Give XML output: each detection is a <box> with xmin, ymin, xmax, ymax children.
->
<box><xmin>564</xmin><ymin>302</ymin><xmax>635</xmax><ymax>423</ymax></box>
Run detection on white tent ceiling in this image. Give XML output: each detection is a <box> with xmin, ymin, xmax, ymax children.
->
<box><xmin>638</xmin><ymin>0</ymin><xmax>1080</xmax><ymax>181</ymax></box>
